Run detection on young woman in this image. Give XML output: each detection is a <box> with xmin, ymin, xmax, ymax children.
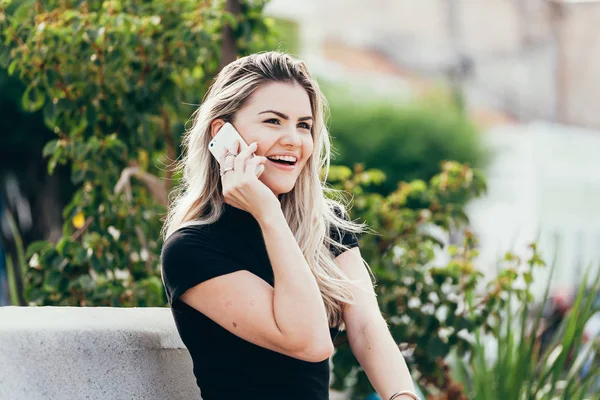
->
<box><xmin>161</xmin><ymin>51</ymin><xmax>419</xmax><ymax>400</ymax></box>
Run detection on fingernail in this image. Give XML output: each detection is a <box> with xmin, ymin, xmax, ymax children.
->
<box><xmin>252</xmin><ymin>142</ymin><xmax>258</xmax><ymax>148</ymax></box>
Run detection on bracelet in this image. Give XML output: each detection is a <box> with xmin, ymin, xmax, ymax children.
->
<box><xmin>389</xmin><ymin>391</ymin><xmax>421</xmax><ymax>400</ymax></box>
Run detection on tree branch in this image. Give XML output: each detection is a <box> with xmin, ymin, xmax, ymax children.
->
<box><xmin>219</xmin><ymin>0</ymin><xmax>241</xmax><ymax>71</ymax></box>
<box><xmin>161</xmin><ymin>107</ymin><xmax>176</xmax><ymax>189</ymax></box>
<box><xmin>114</xmin><ymin>166</ymin><xmax>168</xmax><ymax>208</ymax></box>
<box><xmin>114</xmin><ymin>166</ymin><xmax>168</xmax><ymax>275</ymax></box>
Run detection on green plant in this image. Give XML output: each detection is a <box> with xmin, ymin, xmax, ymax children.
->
<box><xmin>452</xmin><ymin>258</ymin><xmax>600</xmax><ymax>400</ymax></box>
<box><xmin>327</xmin><ymin>162</ymin><xmax>542</xmax><ymax>399</ymax></box>
<box><xmin>4</xmin><ymin>209</ymin><xmax>27</xmax><ymax>305</ymax></box>
<box><xmin>325</xmin><ymin>89</ymin><xmax>488</xmax><ymax>195</ymax></box>
<box><xmin>0</xmin><ymin>0</ymin><xmax>274</xmax><ymax>306</ymax></box>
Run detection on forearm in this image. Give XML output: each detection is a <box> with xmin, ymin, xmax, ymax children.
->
<box><xmin>350</xmin><ymin>317</ymin><xmax>416</xmax><ymax>400</ymax></box>
<box><xmin>258</xmin><ymin>209</ymin><xmax>331</xmax><ymax>351</ymax></box>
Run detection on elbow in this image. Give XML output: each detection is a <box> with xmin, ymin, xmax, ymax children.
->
<box><xmin>312</xmin><ymin>341</ymin><xmax>335</xmax><ymax>362</ymax></box>
<box><xmin>293</xmin><ymin>339</ymin><xmax>334</xmax><ymax>363</ymax></box>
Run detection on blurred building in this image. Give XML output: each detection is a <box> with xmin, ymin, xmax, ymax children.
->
<box><xmin>266</xmin><ymin>0</ymin><xmax>600</xmax><ymax>130</ymax></box>
<box><xmin>467</xmin><ymin>122</ymin><xmax>600</xmax><ymax>296</ymax></box>
<box><xmin>265</xmin><ymin>0</ymin><xmax>600</xmax><ymax>293</ymax></box>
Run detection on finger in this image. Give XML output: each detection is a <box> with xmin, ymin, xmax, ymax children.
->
<box><xmin>223</xmin><ymin>152</ymin><xmax>235</xmax><ymax>170</ymax></box>
<box><xmin>219</xmin><ymin>148</ymin><xmax>235</xmax><ymax>184</ymax></box>
<box><xmin>243</xmin><ymin>156</ymin><xmax>263</xmax><ymax>178</ymax></box>
<box><xmin>255</xmin><ymin>164</ymin><xmax>265</xmax><ymax>178</ymax></box>
<box><xmin>225</xmin><ymin>139</ymin><xmax>240</xmax><ymax>156</ymax></box>
<box><xmin>219</xmin><ymin>146</ymin><xmax>228</xmax><ymax>166</ymax></box>
<box><xmin>224</xmin><ymin>140</ymin><xmax>241</xmax><ymax>170</ymax></box>
<box><xmin>222</xmin><ymin>139</ymin><xmax>238</xmax><ymax>169</ymax></box>
<box><xmin>245</xmin><ymin>156</ymin><xmax>267</xmax><ymax>179</ymax></box>
<box><xmin>222</xmin><ymin>139</ymin><xmax>239</xmax><ymax>166</ymax></box>
<box><xmin>234</xmin><ymin>141</ymin><xmax>258</xmax><ymax>175</ymax></box>
<box><xmin>223</xmin><ymin>197</ymin><xmax>244</xmax><ymax>212</ymax></box>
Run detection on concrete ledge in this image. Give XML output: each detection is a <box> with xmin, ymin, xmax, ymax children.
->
<box><xmin>0</xmin><ymin>306</ymin><xmax>200</xmax><ymax>400</ymax></box>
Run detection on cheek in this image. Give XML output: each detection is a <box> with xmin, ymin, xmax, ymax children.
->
<box><xmin>240</xmin><ymin>133</ymin><xmax>264</xmax><ymax>151</ymax></box>
<box><xmin>242</xmin><ymin>125</ymin><xmax>273</xmax><ymax>153</ymax></box>
<box><xmin>302</xmin><ymin>136</ymin><xmax>314</xmax><ymax>159</ymax></box>
<box><xmin>235</xmin><ymin>120</ymin><xmax>263</xmax><ymax>147</ymax></box>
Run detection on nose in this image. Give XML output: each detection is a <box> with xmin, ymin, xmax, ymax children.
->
<box><xmin>280</xmin><ymin>125</ymin><xmax>302</xmax><ymax>148</ymax></box>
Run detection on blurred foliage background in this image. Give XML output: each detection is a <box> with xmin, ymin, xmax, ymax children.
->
<box><xmin>1</xmin><ymin>0</ymin><xmax>598</xmax><ymax>399</ymax></box>
<box><xmin>0</xmin><ymin>0</ymin><xmax>276</xmax><ymax>307</ymax></box>
<box><xmin>324</xmin><ymin>86</ymin><xmax>487</xmax><ymax>195</ymax></box>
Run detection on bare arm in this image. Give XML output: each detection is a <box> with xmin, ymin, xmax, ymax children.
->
<box><xmin>178</xmin><ymin>209</ymin><xmax>333</xmax><ymax>362</ymax></box>
<box><xmin>257</xmin><ymin>208</ymin><xmax>334</xmax><ymax>360</ymax></box>
<box><xmin>337</xmin><ymin>247</ymin><xmax>417</xmax><ymax>399</ymax></box>
<box><xmin>178</xmin><ymin>210</ymin><xmax>333</xmax><ymax>363</ymax></box>
<box><xmin>180</xmin><ymin>209</ymin><xmax>332</xmax><ymax>363</ymax></box>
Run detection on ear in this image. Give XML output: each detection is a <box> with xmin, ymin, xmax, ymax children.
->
<box><xmin>210</xmin><ymin>119</ymin><xmax>226</xmax><ymax>138</ymax></box>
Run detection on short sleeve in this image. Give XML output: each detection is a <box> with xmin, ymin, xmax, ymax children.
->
<box><xmin>160</xmin><ymin>226</ymin><xmax>246</xmax><ymax>308</ymax></box>
<box><xmin>329</xmin><ymin>205</ymin><xmax>359</xmax><ymax>258</ymax></box>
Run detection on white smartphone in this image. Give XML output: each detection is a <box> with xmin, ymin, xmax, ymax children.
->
<box><xmin>208</xmin><ymin>122</ymin><xmax>264</xmax><ymax>177</ymax></box>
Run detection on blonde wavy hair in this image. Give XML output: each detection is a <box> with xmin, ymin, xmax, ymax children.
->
<box><xmin>162</xmin><ymin>51</ymin><xmax>371</xmax><ymax>328</ymax></box>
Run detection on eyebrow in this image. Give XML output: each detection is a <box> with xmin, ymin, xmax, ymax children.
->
<box><xmin>258</xmin><ymin>110</ymin><xmax>313</xmax><ymax>122</ymax></box>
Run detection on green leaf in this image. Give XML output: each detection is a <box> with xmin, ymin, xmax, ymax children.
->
<box><xmin>42</xmin><ymin>139</ymin><xmax>59</xmax><ymax>158</ymax></box>
<box><xmin>78</xmin><ymin>275</ymin><xmax>95</xmax><ymax>291</ymax></box>
<box><xmin>0</xmin><ymin>48</ymin><xmax>9</xmax><ymax>68</ymax></box>
<box><xmin>71</xmin><ymin>246</ymin><xmax>89</xmax><ymax>266</ymax></box>
<box><xmin>25</xmin><ymin>240</ymin><xmax>51</xmax><ymax>259</ymax></box>
<box><xmin>43</xmin><ymin>103</ymin><xmax>58</xmax><ymax>128</ymax></box>
<box><xmin>426</xmin><ymin>334</ymin><xmax>448</xmax><ymax>359</ymax></box>
<box><xmin>7</xmin><ymin>59</ymin><xmax>18</xmax><ymax>76</ymax></box>
<box><xmin>13</xmin><ymin>0</ymin><xmax>34</xmax><ymax>22</ymax></box>
<box><xmin>44</xmin><ymin>270</ymin><xmax>64</xmax><ymax>290</ymax></box>
<box><xmin>90</xmin><ymin>256</ymin><xmax>105</xmax><ymax>274</ymax></box>
<box><xmin>22</xmin><ymin>84</ymin><xmax>46</xmax><ymax>112</ymax></box>
<box><xmin>71</xmin><ymin>168</ymin><xmax>86</xmax><ymax>184</ymax></box>
<box><xmin>223</xmin><ymin>11</ymin><xmax>239</xmax><ymax>30</ymax></box>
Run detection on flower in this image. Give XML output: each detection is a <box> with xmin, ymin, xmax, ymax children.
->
<box><xmin>72</xmin><ymin>211</ymin><xmax>85</xmax><ymax>229</ymax></box>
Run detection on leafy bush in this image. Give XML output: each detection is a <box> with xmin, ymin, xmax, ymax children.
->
<box><xmin>0</xmin><ymin>0</ymin><xmax>274</xmax><ymax>306</ymax></box>
<box><xmin>328</xmin><ymin>161</ymin><xmax>599</xmax><ymax>399</ymax></box>
<box><xmin>327</xmin><ymin>162</ymin><xmax>550</xmax><ymax>398</ymax></box>
<box><xmin>325</xmin><ymin>89</ymin><xmax>488</xmax><ymax>195</ymax></box>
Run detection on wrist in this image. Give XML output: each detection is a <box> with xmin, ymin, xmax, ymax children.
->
<box><xmin>255</xmin><ymin>204</ymin><xmax>285</xmax><ymax>229</ymax></box>
<box><xmin>388</xmin><ymin>391</ymin><xmax>420</xmax><ymax>400</ymax></box>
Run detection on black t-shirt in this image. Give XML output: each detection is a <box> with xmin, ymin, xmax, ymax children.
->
<box><xmin>160</xmin><ymin>203</ymin><xmax>359</xmax><ymax>400</ymax></box>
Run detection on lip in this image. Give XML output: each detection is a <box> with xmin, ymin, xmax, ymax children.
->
<box><xmin>266</xmin><ymin>152</ymin><xmax>300</xmax><ymax>160</ymax></box>
<box><xmin>267</xmin><ymin>159</ymin><xmax>297</xmax><ymax>171</ymax></box>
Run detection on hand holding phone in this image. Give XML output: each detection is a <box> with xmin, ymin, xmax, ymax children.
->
<box><xmin>209</xmin><ymin>124</ymin><xmax>277</xmax><ymax>220</ymax></box>
<box><xmin>209</xmin><ymin>123</ymin><xmax>264</xmax><ymax>177</ymax></box>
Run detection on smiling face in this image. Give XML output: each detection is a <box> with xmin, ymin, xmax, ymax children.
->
<box><xmin>212</xmin><ymin>81</ymin><xmax>315</xmax><ymax>197</ymax></box>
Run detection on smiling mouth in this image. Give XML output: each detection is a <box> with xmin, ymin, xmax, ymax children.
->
<box><xmin>266</xmin><ymin>156</ymin><xmax>297</xmax><ymax>167</ymax></box>
<box><xmin>269</xmin><ymin>159</ymin><xmax>296</xmax><ymax>166</ymax></box>
<box><xmin>267</xmin><ymin>159</ymin><xmax>297</xmax><ymax>169</ymax></box>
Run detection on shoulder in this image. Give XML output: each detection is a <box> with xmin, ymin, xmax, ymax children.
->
<box><xmin>161</xmin><ymin>223</ymin><xmax>223</xmax><ymax>267</ymax></box>
<box><xmin>160</xmin><ymin>222</ymin><xmax>249</xmax><ymax>307</ymax></box>
<box><xmin>162</xmin><ymin>224</ymin><xmax>211</xmax><ymax>253</ymax></box>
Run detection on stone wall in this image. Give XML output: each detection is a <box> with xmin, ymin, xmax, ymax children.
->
<box><xmin>0</xmin><ymin>306</ymin><xmax>350</xmax><ymax>400</ymax></box>
<box><xmin>0</xmin><ymin>307</ymin><xmax>199</xmax><ymax>400</ymax></box>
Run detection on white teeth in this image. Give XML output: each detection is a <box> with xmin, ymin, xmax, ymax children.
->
<box><xmin>268</xmin><ymin>155</ymin><xmax>297</xmax><ymax>163</ymax></box>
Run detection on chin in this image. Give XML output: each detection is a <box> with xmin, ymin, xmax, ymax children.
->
<box><xmin>262</xmin><ymin>179</ymin><xmax>297</xmax><ymax>197</ymax></box>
